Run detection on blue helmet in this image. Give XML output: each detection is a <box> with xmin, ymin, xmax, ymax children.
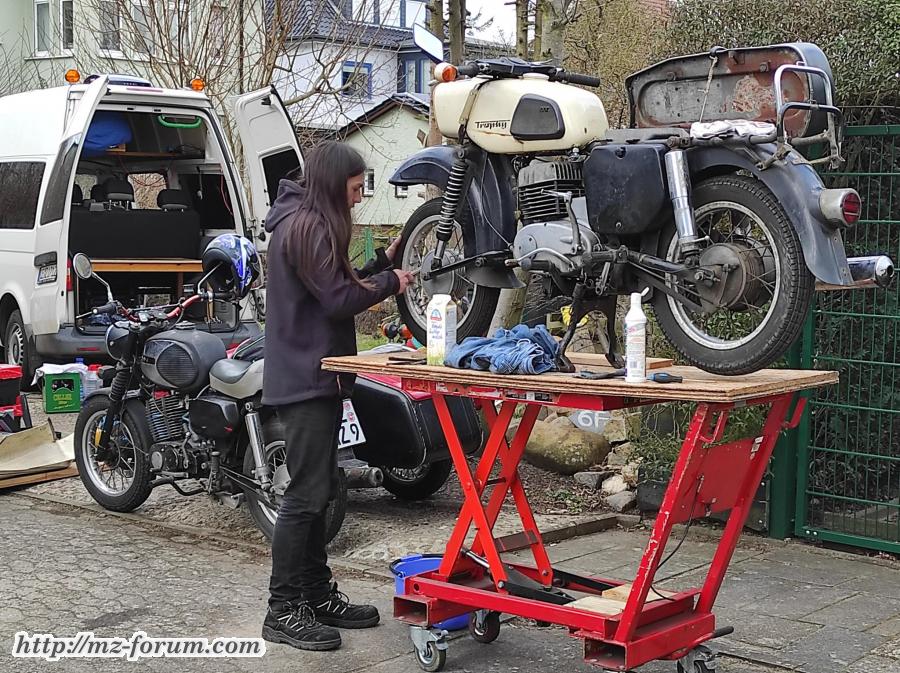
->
<box><xmin>201</xmin><ymin>234</ymin><xmax>260</xmax><ymax>298</ymax></box>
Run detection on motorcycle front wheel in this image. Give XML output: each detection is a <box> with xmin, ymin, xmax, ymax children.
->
<box><xmin>396</xmin><ymin>198</ymin><xmax>501</xmax><ymax>345</ymax></box>
<box><xmin>242</xmin><ymin>418</ymin><xmax>347</xmax><ymax>544</ymax></box>
<box><xmin>74</xmin><ymin>396</ymin><xmax>153</xmax><ymax>512</ymax></box>
<box><xmin>652</xmin><ymin>175</ymin><xmax>814</xmax><ymax>375</ymax></box>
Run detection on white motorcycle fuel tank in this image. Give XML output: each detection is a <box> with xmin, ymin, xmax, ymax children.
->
<box><xmin>434</xmin><ymin>74</ymin><xmax>610</xmax><ymax>154</ymax></box>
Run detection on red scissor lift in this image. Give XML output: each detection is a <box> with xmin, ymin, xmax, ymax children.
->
<box><xmin>366</xmin><ymin>365</ymin><xmax>836</xmax><ymax>673</ymax></box>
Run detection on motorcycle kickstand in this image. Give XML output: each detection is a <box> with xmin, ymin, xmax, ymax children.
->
<box><xmin>555</xmin><ymin>288</ymin><xmax>625</xmax><ymax>373</ymax></box>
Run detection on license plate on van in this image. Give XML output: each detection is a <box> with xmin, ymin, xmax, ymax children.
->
<box><xmin>37</xmin><ymin>263</ymin><xmax>57</xmax><ymax>285</ymax></box>
<box><xmin>338</xmin><ymin>399</ymin><xmax>366</xmax><ymax>449</ymax></box>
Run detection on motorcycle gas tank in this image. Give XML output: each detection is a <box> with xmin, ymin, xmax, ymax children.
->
<box><xmin>435</xmin><ymin>75</ymin><xmax>609</xmax><ymax>153</ymax></box>
<box><xmin>140</xmin><ymin>324</ymin><xmax>226</xmax><ymax>393</ymax></box>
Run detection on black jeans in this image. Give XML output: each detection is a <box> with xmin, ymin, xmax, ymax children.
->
<box><xmin>268</xmin><ymin>396</ymin><xmax>342</xmax><ymax>610</ymax></box>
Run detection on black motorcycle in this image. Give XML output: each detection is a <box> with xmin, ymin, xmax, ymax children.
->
<box><xmin>70</xmin><ymin>251</ymin><xmax>482</xmax><ymax>542</ymax></box>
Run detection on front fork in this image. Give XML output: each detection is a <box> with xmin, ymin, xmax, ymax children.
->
<box><xmin>431</xmin><ymin>148</ymin><xmax>471</xmax><ymax>271</ymax></box>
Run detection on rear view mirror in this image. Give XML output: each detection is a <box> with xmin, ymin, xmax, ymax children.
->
<box><xmin>414</xmin><ymin>24</ymin><xmax>444</xmax><ymax>63</ymax></box>
<box><xmin>72</xmin><ymin>253</ymin><xmax>93</xmax><ymax>280</ymax></box>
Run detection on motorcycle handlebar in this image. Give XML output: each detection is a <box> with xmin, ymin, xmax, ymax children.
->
<box><xmin>554</xmin><ymin>70</ymin><xmax>602</xmax><ymax>87</ymax></box>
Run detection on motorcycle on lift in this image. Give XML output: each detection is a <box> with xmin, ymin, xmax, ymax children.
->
<box><xmin>71</xmin><ymin>238</ymin><xmax>482</xmax><ymax>543</ymax></box>
<box><xmin>392</xmin><ymin>27</ymin><xmax>894</xmax><ymax>374</ymax></box>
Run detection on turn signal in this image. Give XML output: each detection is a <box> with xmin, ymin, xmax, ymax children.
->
<box><xmin>64</xmin><ymin>69</ymin><xmax>80</xmax><ymax>83</ymax></box>
<box><xmin>434</xmin><ymin>63</ymin><xmax>458</xmax><ymax>83</ymax></box>
<box><xmin>190</xmin><ymin>77</ymin><xmax>205</xmax><ymax>91</ymax></box>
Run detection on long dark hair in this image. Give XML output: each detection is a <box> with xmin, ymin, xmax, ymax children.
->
<box><xmin>287</xmin><ymin>141</ymin><xmax>370</xmax><ymax>289</ymax></box>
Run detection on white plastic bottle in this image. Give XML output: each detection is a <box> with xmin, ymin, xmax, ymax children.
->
<box><xmin>624</xmin><ymin>292</ymin><xmax>647</xmax><ymax>383</ymax></box>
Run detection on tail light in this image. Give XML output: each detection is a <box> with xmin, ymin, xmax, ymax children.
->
<box><xmin>819</xmin><ymin>188</ymin><xmax>862</xmax><ymax>228</ymax></box>
<box><xmin>66</xmin><ymin>257</ymin><xmax>73</xmax><ymax>292</ymax></box>
<box><xmin>841</xmin><ymin>192</ymin><xmax>862</xmax><ymax>225</ymax></box>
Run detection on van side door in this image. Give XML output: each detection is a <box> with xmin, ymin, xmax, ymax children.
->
<box><xmin>31</xmin><ymin>75</ymin><xmax>109</xmax><ymax>335</ymax></box>
<box><xmin>232</xmin><ymin>86</ymin><xmax>303</xmax><ymax>250</ymax></box>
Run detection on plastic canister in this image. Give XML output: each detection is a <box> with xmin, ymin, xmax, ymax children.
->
<box><xmin>390</xmin><ymin>555</ymin><xmax>469</xmax><ymax>630</ymax></box>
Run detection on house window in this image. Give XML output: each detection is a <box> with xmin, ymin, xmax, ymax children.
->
<box><xmin>403</xmin><ymin>59</ymin><xmax>417</xmax><ymax>94</ymax></box>
<box><xmin>395</xmin><ymin>184</ymin><xmax>408</xmax><ymax>199</ymax></box>
<box><xmin>209</xmin><ymin>4</ymin><xmax>225</xmax><ymax>61</ymax></box>
<box><xmin>131</xmin><ymin>1</ymin><xmax>153</xmax><ymax>55</ymax></box>
<box><xmin>341</xmin><ymin>62</ymin><xmax>372</xmax><ymax>99</ymax></box>
<box><xmin>98</xmin><ymin>0</ymin><xmax>122</xmax><ymax>51</ymax></box>
<box><xmin>34</xmin><ymin>0</ymin><xmax>51</xmax><ymax>54</ymax></box>
<box><xmin>61</xmin><ymin>0</ymin><xmax>74</xmax><ymax>50</ymax></box>
<box><xmin>363</xmin><ymin>169</ymin><xmax>375</xmax><ymax>197</ymax></box>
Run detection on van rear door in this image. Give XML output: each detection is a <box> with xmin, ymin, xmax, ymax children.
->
<box><xmin>31</xmin><ymin>75</ymin><xmax>108</xmax><ymax>335</ymax></box>
<box><xmin>233</xmin><ymin>86</ymin><xmax>302</xmax><ymax>245</ymax></box>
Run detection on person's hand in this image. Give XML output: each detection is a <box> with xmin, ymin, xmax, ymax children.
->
<box><xmin>385</xmin><ymin>237</ymin><xmax>402</xmax><ymax>262</ymax></box>
<box><xmin>393</xmin><ymin>269</ymin><xmax>415</xmax><ymax>294</ymax></box>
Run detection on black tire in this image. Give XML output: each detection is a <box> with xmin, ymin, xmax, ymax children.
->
<box><xmin>74</xmin><ymin>396</ymin><xmax>153</xmax><ymax>512</ymax></box>
<box><xmin>468</xmin><ymin>611</ymin><xmax>501</xmax><ymax>644</ymax></box>
<box><xmin>4</xmin><ymin>309</ymin><xmax>41</xmax><ymax>388</ymax></box>
<box><xmin>652</xmin><ymin>175</ymin><xmax>814</xmax><ymax>375</ymax></box>
<box><xmin>414</xmin><ymin>642</ymin><xmax>447</xmax><ymax>672</ymax></box>
<box><xmin>396</xmin><ymin>198</ymin><xmax>501</xmax><ymax>345</ymax></box>
<box><xmin>381</xmin><ymin>459</ymin><xmax>453</xmax><ymax>500</ymax></box>
<box><xmin>242</xmin><ymin>419</ymin><xmax>347</xmax><ymax>544</ymax></box>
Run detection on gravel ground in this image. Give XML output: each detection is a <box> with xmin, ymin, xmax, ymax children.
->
<box><xmin>22</xmin><ymin>406</ymin><xmax>614</xmax><ymax>565</ymax></box>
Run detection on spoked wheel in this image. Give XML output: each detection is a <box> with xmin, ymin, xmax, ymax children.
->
<box><xmin>381</xmin><ymin>459</ymin><xmax>453</xmax><ymax>500</ymax></box>
<box><xmin>73</xmin><ymin>397</ymin><xmax>153</xmax><ymax>512</ymax></box>
<box><xmin>468</xmin><ymin>610</ymin><xmax>501</xmax><ymax>643</ymax></box>
<box><xmin>396</xmin><ymin>198</ymin><xmax>500</xmax><ymax>345</ymax></box>
<box><xmin>243</xmin><ymin>418</ymin><xmax>347</xmax><ymax>543</ymax></box>
<box><xmin>652</xmin><ymin>175</ymin><xmax>814</xmax><ymax>375</ymax></box>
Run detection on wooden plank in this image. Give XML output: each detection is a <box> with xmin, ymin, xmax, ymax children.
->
<box><xmin>567</xmin><ymin>595</ymin><xmax>626</xmax><ymax>616</ymax></box>
<box><xmin>0</xmin><ymin>462</ymin><xmax>78</xmax><ymax>490</ymax></box>
<box><xmin>92</xmin><ymin>259</ymin><xmax>203</xmax><ymax>273</ymax></box>
<box><xmin>322</xmin><ymin>354</ymin><xmax>838</xmax><ymax>403</ymax></box>
<box><xmin>602</xmin><ymin>582</ymin><xmax>675</xmax><ymax>604</ymax></box>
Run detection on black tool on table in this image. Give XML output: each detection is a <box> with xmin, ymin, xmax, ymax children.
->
<box><xmin>573</xmin><ymin>369</ymin><xmax>684</xmax><ymax>384</ymax></box>
<box><xmin>646</xmin><ymin>372</ymin><xmax>683</xmax><ymax>384</ymax></box>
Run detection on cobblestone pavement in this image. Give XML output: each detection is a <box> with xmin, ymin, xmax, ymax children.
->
<box><xmin>2</xmin><ymin>492</ymin><xmax>842</xmax><ymax>673</ymax></box>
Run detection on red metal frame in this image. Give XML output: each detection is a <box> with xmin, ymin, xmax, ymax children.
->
<box><xmin>394</xmin><ymin>376</ymin><xmax>806</xmax><ymax>671</ymax></box>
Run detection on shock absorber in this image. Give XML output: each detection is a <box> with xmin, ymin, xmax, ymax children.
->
<box><xmin>432</xmin><ymin>152</ymin><xmax>469</xmax><ymax>271</ymax></box>
<box><xmin>98</xmin><ymin>367</ymin><xmax>130</xmax><ymax>451</ymax></box>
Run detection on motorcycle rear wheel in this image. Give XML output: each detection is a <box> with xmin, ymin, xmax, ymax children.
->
<box><xmin>396</xmin><ymin>198</ymin><xmax>501</xmax><ymax>345</ymax></box>
<box><xmin>242</xmin><ymin>418</ymin><xmax>347</xmax><ymax>544</ymax></box>
<box><xmin>652</xmin><ymin>175</ymin><xmax>814</xmax><ymax>375</ymax></box>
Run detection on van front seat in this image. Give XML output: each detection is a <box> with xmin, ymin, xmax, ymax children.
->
<box><xmin>89</xmin><ymin>184</ymin><xmax>107</xmax><ymax>211</ymax></box>
<box><xmin>157</xmin><ymin>189</ymin><xmax>192</xmax><ymax>211</ymax></box>
<box><xmin>104</xmin><ymin>178</ymin><xmax>134</xmax><ymax>209</ymax></box>
<box><xmin>71</xmin><ymin>184</ymin><xmax>84</xmax><ymax>207</ymax></box>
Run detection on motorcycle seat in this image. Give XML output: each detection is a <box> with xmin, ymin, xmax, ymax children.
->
<box><xmin>209</xmin><ymin>358</ymin><xmax>264</xmax><ymax>399</ymax></box>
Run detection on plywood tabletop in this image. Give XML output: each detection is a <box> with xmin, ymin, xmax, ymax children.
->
<box><xmin>322</xmin><ymin>353</ymin><xmax>837</xmax><ymax>403</ymax></box>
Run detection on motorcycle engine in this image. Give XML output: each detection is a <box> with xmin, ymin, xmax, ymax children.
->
<box><xmin>513</xmin><ymin>160</ymin><xmax>600</xmax><ymax>273</ymax></box>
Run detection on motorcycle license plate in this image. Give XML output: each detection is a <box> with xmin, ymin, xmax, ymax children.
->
<box><xmin>338</xmin><ymin>399</ymin><xmax>366</xmax><ymax>449</ymax></box>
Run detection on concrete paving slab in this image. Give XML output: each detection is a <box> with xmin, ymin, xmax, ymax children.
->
<box><xmin>846</xmin><ymin>655</ymin><xmax>900</xmax><ymax>673</ymax></box>
<box><xmin>779</xmin><ymin>624</ymin><xmax>887</xmax><ymax>672</ymax></box>
<box><xmin>803</xmin><ymin>593</ymin><xmax>900</xmax><ymax>631</ymax></box>
<box><xmin>739</xmin><ymin>579</ymin><xmax>857</xmax><ymax>620</ymax></box>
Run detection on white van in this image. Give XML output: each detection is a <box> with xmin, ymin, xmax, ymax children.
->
<box><xmin>0</xmin><ymin>73</ymin><xmax>302</xmax><ymax>381</ymax></box>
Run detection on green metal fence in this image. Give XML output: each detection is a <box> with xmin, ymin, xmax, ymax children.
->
<box><xmin>793</xmin><ymin>125</ymin><xmax>900</xmax><ymax>552</ymax></box>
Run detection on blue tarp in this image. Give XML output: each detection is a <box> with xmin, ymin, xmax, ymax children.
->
<box><xmin>83</xmin><ymin>111</ymin><xmax>132</xmax><ymax>157</ymax></box>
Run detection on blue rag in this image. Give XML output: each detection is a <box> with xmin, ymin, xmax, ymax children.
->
<box><xmin>445</xmin><ymin>325</ymin><xmax>559</xmax><ymax>375</ymax></box>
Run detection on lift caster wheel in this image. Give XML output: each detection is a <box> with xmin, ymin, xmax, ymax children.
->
<box><xmin>410</xmin><ymin>626</ymin><xmax>448</xmax><ymax>672</ymax></box>
<box><xmin>676</xmin><ymin>645</ymin><xmax>718</xmax><ymax>673</ymax></box>
<box><xmin>468</xmin><ymin>610</ymin><xmax>501</xmax><ymax>644</ymax></box>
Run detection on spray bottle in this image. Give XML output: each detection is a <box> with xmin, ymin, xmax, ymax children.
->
<box><xmin>624</xmin><ymin>291</ymin><xmax>648</xmax><ymax>383</ymax></box>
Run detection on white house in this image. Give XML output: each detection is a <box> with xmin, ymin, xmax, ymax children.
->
<box><xmin>338</xmin><ymin>93</ymin><xmax>430</xmax><ymax>227</ymax></box>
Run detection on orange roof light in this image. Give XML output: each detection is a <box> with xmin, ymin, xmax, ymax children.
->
<box><xmin>190</xmin><ymin>77</ymin><xmax>205</xmax><ymax>91</ymax></box>
<box><xmin>434</xmin><ymin>63</ymin><xmax>458</xmax><ymax>83</ymax></box>
<box><xmin>64</xmin><ymin>69</ymin><xmax>81</xmax><ymax>84</ymax></box>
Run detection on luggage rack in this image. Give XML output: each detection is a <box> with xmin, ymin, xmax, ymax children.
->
<box><xmin>323</xmin><ymin>355</ymin><xmax>837</xmax><ymax>672</ymax></box>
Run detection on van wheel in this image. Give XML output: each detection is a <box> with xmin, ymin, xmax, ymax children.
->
<box><xmin>4</xmin><ymin>310</ymin><xmax>39</xmax><ymax>387</ymax></box>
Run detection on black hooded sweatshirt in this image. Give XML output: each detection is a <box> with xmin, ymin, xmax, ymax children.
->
<box><xmin>261</xmin><ymin>179</ymin><xmax>399</xmax><ymax>406</ymax></box>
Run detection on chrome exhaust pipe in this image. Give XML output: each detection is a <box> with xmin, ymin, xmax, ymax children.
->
<box><xmin>816</xmin><ymin>255</ymin><xmax>895</xmax><ymax>290</ymax></box>
<box><xmin>344</xmin><ymin>466</ymin><xmax>384</xmax><ymax>489</ymax></box>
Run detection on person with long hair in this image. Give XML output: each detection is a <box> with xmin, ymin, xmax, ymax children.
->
<box><xmin>260</xmin><ymin>141</ymin><xmax>414</xmax><ymax>651</ymax></box>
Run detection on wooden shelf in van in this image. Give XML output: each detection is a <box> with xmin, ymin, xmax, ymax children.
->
<box><xmin>91</xmin><ymin>259</ymin><xmax>203</xmax><ymax>273</ymax></box>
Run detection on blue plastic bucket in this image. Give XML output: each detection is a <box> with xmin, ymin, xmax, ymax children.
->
<box><xmin>390</xmin><ymin>554</ymin><xmax>469</xmax><ymax>631</ymax></box>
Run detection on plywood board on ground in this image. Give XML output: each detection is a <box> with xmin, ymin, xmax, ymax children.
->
<box><xmin>323</xmin><ymin>354</ymin><xmax>837</xmax><ymax>403</ymax></box>
<box><xmin>0</xmin><ymin>462</ymin><xmax>78</xmax><ymax>489</ymax></box>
